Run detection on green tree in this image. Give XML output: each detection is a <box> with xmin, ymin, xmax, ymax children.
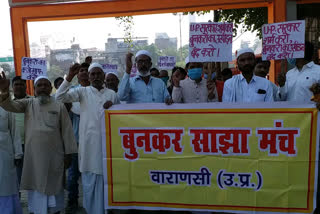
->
<box><xmin>219</xmin><ymin>8</ymin><xmax>267</xmax><ymax>38</ymax></box>
<box><xmin>134</xmin><ymin>44</ymin><xmax>161</xmax><ymax>64</ymax></box>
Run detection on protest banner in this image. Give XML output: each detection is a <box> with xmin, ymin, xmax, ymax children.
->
<box><xmin>21</xmin><ymin>57</ymin><xmax>47</xmax><ymax>80</ymax></box>
<box><xmin>102</xmin><ymin>64</ymin><xmax>118</xmax><ymax>74</ymax></box>
<box><xmin>102</xmin><ymin>103</ymin><xmax>319</xmax><ymax>213</ymax></box>
<box><xmin>189</xmin><ymin>22</ymin><xmax>233</xmax><ymax>63</ymax></box>
<box><xmin>262</xmin><ymin>20</ymin><xmax>305</xmax><ymax>60</ymax></box>
<box><xmin>158</xmin><ymin>56</ymin><xmax>176</xmax><ymax>70</ymax></box>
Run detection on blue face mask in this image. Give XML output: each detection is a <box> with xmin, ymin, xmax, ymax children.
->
<box><xmin>160</xmin><ymin>76</ymin><xmax>169</xmax><ymax>85</ymax></box>
<box><xmin>188</xmin><ymin>68</ymin><xmax>203</xmax><ymax>80</ymax></box>
<box><xmin>287</xmin><ymin>58</ymin><xmax>296</xmax><ymax>66</ymax></box>
<box><xmin>204</xmin><ymin>72</ymin><xmax>216</xmax><ymax>80</ymax></box>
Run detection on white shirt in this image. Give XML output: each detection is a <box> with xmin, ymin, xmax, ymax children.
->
<box><xmin>279</xmin><ymin>62</ymin><xmax>320</xmax><ymax>102</ymax></box>
<box><xmin>56</xmin><ymin>80</ymin><xmax>120</xmax><ymax>175</ymax></box>
<box><xmin>222</xmin><ymin>74</ymin><xmax>274</xmax><ymax>103</ymax></box>
<box><xmin>172</xmin><ymin>78</ymin><xmax>218</xmax><ymax>103</ymax></box>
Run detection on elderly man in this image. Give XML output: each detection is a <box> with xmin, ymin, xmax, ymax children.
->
<box><xmin>0</xmin><ymin>73</ymin><xmax>77</xmax><ymax>214</ymax></box>
<box><xmin>56</xmin><ymin>62</ymin><xmax>120</xmax><ymax>214</ymax></box>
<box><xmin>222</xmin><ymin>48</ymin><xmax>273</xmax><ymax>102</ymax></box>
<box><xmin>118</xmin><ymin>50</ymin><xmax>171</xmax><ymax>103</ymax></box>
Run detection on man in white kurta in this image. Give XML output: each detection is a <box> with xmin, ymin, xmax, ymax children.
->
<box><xmin>0</xmin><ymin>107</ymin><xmax>23</xmax><ymax>214</ymax></box>
<box><xmin>56</xmin><ymin>63</ymin><xmax>120</xmax><ymax>214</ymax></box>
<box><xmin>0</xmin><ymin>74</ymin><xmax>77</xmax><ymax>214</ymax></box>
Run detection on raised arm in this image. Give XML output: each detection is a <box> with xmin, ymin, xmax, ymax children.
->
<box><xmin>118</xmin><ymin>53</ymin><xmax>133</xmax><ymax>101</ymax></box>
<box><xmin>56</xmin><ymin>64</ymin><xmax>82</xmax><ymax>103</ymax></box>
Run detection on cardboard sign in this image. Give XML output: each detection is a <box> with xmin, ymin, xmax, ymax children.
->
<box><xmin>189</xmin><ymin>22</ymin><xmax>233</xmax><ymax>62</ymax></box>
<box><xmin>21</xmin><ymin>57</ymin><xmax>47</xmax><ymax>80</ymax></box>
<box><xmin>158</xmin><ymin>56</ymin><xmax>176</xmax><ymax>70</ymax></box>
<box><xmin>262</xmin><ymin>20</ymin><xmax>305</xmax><ymax>60</ymax></box>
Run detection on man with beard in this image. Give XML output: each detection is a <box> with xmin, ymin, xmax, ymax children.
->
<box><xmin>0</xmin><ymin>74</ymin><xmax>77</xmax><ymax>214</ymax></box>
<box><xmin>56</xmin><ymin>62</ymin><xmax>120</xmax><ymax>214</ymax></box>
<box><xmin>118</xmin><ymin>50</ymin><xmax>171</xmax><ymax>103</ymax></box>
<box><xmin>222</xmin><ymin>48</ymin><xmax>273</xmax><ymax>102</ymax></box>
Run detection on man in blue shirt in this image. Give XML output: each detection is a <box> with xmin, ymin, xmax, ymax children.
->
<box><xmin>118</xmin><ymin>50</ymin><xmax>171</xmax><ymax>104</ymax></box>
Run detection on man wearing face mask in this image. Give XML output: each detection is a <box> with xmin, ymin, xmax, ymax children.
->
<box><xmin>159</xmin><ymin>70</ymin><xmax>169</xmax><ymax>86</ymax></box>
<box><xmin>118</xmin><ymin>50</ymin><xmax>171</xmax><ymax>104</ymax></box>
<box><xmin>223</xmin><ymin>48</ymin><xmax>273</xmax><ymax>102</ymax></box>
<box><xmin>277</xmin><ymin>41</ymin><xmax>320</xmax><ymax>102</ymax></box>
<box><xmin>172</xmin><ymin>60</ymin><xmax>218</xmax><ymax>103</ymax></box>
<box><xmin>56</xmin><ymin>62</ymin><xmax>120</xmax><ymax>214</ymax></box>
<box><xmin>0</xmin><ymin>74</ymin><xmax>77</xmax><ymax>214</ymax></box>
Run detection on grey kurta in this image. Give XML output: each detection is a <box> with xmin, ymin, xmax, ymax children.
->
<box><xmin>0</xmin><ymin>107</ymin><xmax>22</xmax><ymax>196</ymax></box>
<box><xmin>0</xmin><ymin>96</ymin><xmax>77</xmax><ymax>195</ymax></box>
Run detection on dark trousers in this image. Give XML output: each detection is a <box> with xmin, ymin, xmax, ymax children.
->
<box><xmin>16</xmin><ymin>144</ymin><xmax>24</xmax><ymax>188</ymax></box>
<box><xmin>67</xmin><ymin>153</ymin><xmax>81</xmax><ymax>203</ymax></box>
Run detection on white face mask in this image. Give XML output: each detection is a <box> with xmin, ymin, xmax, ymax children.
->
<box><xmin>138</xmin><ymin>70</ymin><xmax>150</xmax><ymax>77</ymax></box>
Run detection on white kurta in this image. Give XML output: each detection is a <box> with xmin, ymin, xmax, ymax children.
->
<box><xmin>172</xmin><ymin>78</ymin><xmax>218</xmax><ymax>103</ymax></box>
<box><xmin>0</xmin><ymin>107</ymin><xmax>22</xmax><ymax>196</ymax></box>
<box><xmin>279</xmin><ymin>61</ymin><xmax>320</xmax><ymax>102</ymax></box>
<box><xmin>56</xmin><ymin>80</ymin><xmax>120</xmax><ymax>175</ymax></box>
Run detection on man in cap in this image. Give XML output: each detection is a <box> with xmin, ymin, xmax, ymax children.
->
<box><xmin>56</xmin><ymin>62</ymin><xmax>120</xmax><ymax>214</ymax></box>
<box><xmin>105</xmin><ymin>70</ymin><xmax>120</xmax><ymax>92</ymax></box>
<box><xmin>222</xmin><ymin>48</ymin><xmax>273</xmax><ymax>102</ymax></box>
<box><xmin>0</xmin><ymin>73</ymin><xmax>77</xmax><ymax>214</ymax></box>
<box><xmin>118</xmin><ymin>50</ymin><xmax>171</xmax><ymax>103</ymax></box>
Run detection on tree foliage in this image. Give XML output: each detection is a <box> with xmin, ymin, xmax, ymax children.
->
<box><xmin>115</xmin><ymin>16</ymin><xmax>135</xmax><ymax>46</ymax></box>
<box><xmin>219</xmin><ymin>8</ymin><xmax>267</xmax><ymax>39</ymax></box>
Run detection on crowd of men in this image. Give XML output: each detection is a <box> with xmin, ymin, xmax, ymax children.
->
<box><xmin>0</xmin><ymin>41</ymin><xmax>320</xmax><ymax>214</ymax></box>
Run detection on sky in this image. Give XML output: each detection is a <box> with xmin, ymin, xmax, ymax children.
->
<box><xmin>0</xmin><ymin>1</ymin><xmax>260</xmax><ymax>57</ymax></box>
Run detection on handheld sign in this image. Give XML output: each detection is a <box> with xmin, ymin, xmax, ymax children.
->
<box><xmin>189</xmin><ymin>22</ymin><xmax>233</xmax><ymax>62</ymax></box>
<box><xmin>102</xmin><ymin>64</ymin><xmax>118</xmax><ymax>74</ymax></box>
<box><xmin>262</xmin><ymin>20</ymin><xmax>305</xmax><ymax>60</ymax></box>
<box><xmin>158</xmin><ymin>56</ymin><xmax>176</xmax><ymax>70</ymax></box>
<box><xmin>21</xmin><ymin>57</ymin><xmax>47</xmax><ymax>80</ymax></box>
